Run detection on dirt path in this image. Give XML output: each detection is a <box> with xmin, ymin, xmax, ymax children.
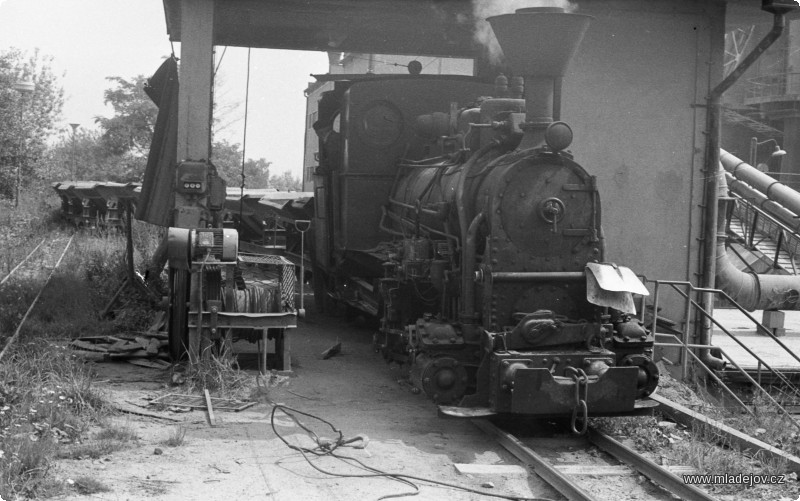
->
<box><xmin>53</xmin><ymin>306</ymin><xmax>554</xmax><ymax>501</ymax></box>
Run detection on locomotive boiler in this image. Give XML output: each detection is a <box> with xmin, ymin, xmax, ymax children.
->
<box><xmin>311</xmin><ymin>7</ymin><xmax>658</xmax><ymax>426</ymax></box>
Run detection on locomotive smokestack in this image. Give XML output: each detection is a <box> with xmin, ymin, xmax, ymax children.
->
<box><xmin>487</xmin><ymin>7</ymin><xmax>591</xmax><ymax>149</ymax></box>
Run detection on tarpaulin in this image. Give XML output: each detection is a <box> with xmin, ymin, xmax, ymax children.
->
<box><xmin>136</xmin><ymin>57</ymin><xmax>179</xmax><ymax>227</ymax></box>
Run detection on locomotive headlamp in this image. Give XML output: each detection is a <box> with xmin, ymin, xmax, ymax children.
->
<box><xmin>544</xmin><ymin>121</ymin><xmax>573</xmax><ymax>151</ymax></box>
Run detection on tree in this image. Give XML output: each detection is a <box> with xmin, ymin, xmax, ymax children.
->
<box><xmin>38</xmin><ymin>127</ymin><xmax>108</xmax><ymax>181</ymax></box>
<box><xmin>84</xmin><ymin>74</ymin><xmax>158</xmax><ymax>182</ymax></box>
<box><xmin>96</xmin><ymin>75</ymin><xmax>157</xmax><ymax>157</ymax></box>
<box><xmin>211</xmin><ymin>139</ymin><xmax>272</xmax><ymax>188</ymax></box>
<box><xmin>269</xmin><ymin>170</ymin><xmax>302</xmax><ymax>191</ymax></box>
<box><xmin>0</xmin><ymin>48</ymin><xmax>64</xmax><ymax>198</ymax></box>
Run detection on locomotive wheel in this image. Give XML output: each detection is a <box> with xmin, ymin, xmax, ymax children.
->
<box><xmin>411</xmin><ymin>355</ymin><xmax>469</xmax><ymax>404</ymax></box>
<box><xmin>168</xmin><ymin>267</ymin><xmax>190</xmax><ymax>361</ymax></box>
<box><xmin>621</xmin><ymin>354</ymin><xmax>659</xmax><ymax>398</ymax></box>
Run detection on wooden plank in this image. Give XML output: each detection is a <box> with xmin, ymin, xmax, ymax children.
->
<box><xmin>651</xmin><ymin>393</ymin><xmax>800</xmax><ymax>472</ymax></box>
<box><xmin>128</xmin><ymin>359</ymin><xmax>169</xmax><ymax>370</ymax></box>
<box><xmin>71</xmin><ymin>340</ymin><xmax>109</xmax><ymax>352</ymax></box>
<box><xmin>554</xmin><ymin>465</ymin><xmax>632</xmax><ymax>476</ymax></box>
<box><xmin>204</xmin><ymin>389</ymin><xmax>216</xmax><ymax>427</ymax></box>
<box><xmin>552</xmin><ymin>465</ymin><xmax>695</xmax><ymax>476</ymax></box>
<box><xmin>108</xmin><ymin>401</ymin><xmax>183</xmax><ymax>422</ymax></box>
<box><xmin>453</xmin><ymin>464</ymin><xmax>528</xmax><ymax>476</ymax></box>
<box><xmin>108</xmin><ymin>341</ymin><xmax>140</xmax><ymax>352</ymax></box>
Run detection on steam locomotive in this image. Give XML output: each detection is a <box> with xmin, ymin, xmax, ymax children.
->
<box><xmin>309</xmin><ymin>7</ymin><xmax>658</xmax><ymax>423</ymax></box>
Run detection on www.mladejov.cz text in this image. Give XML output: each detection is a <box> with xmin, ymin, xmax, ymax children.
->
<box><xmin>683</xmin><ymin>474</ymin><xmax>785</xmax><ymax>487</ymax></box>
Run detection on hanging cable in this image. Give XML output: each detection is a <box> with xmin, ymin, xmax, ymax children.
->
<box><xmin>214</xmin><ymin>46</ymin><xmax>228</xmax><ymax>77</ymax></box>
<box><xmin>238</xmin><ymin>47</ymin><xmax>252</xmax><ymax>232</ymax></box>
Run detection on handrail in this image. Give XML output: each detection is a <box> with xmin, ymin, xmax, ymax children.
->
<box><xmin>656</xmin><ymin>333</ymin><xmax>800</xmax><ymax>432</ymax></box>
<box><xmin>643</xmin><ymin>278</ymin><xmax>800</xmax><ymax>418</ymax></box>
<box><xmin>745</xmin><ymin>71</ymin><xmax>800</xmax><ymax>100</ymax></box>
<box><xmin>651</xmin><ymin>279</ymin><xmax>800</xmax><ymax>371</ymax></box>
<box><xmin>730</xmin><ymin>191</ymin><xmax>800</xmax><ymax>270</ymax></box>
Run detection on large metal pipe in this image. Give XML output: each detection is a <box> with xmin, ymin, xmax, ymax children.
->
<box><xmin>717</xmin><ymin>166</ymin><xmax>800</xmax><ymax>310</ymax></box>
<box><xmin>462</xmin><ymin>211</ymin><xmax>486</xmax><ymax>343</ymax></box>
<box><xmin>726</xmin><ymin>173</ymin><xmax>800</xmax><ymax>233</ymax></box>
<box><xmin>721</xmin><ymin>148</ymin><xmax>800</xmax><ymax>220</ymax></box>
<box><xmin>700</xmin><ymin>9</ymin><xmax>789</xmax><ymax>370</ymax></box>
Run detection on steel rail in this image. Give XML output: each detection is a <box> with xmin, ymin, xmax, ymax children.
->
<box><xmin>0</xmin><ymin>237</ymin><xmax>46</xmax><ymax>286</ymax></box>
<box><xmin>475</xmin><ymin>419</ymin><xmax>720</xmax><ymax>501</ymax></box>
<box><xmin>0</xmin><ymin>235</ymin><xmax>74</xmax><ymax>362</ymax></box>
<box><xmin>587</xmin><ymin>427</ymin><xmax>718</xmax><ymax>501</ymax></box>
<box><xmin>472</xmin><ymin>419</ymin><xmax>597</xmax><ymax>501</ymax></box>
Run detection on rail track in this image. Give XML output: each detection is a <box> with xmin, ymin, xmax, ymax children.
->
<box><xmin>474</xmin><ymin>419</ymin><xmax>717</xmax><ymax>501</ymax></box>
<box><xmin>0</xmin><ymin>234</ymin><xmax>74</xmax><ymax>361</ymax></box>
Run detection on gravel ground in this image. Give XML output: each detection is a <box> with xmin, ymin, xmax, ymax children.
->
<box><xmin>52</xmin><ymin>303</ymin><xmax>557</xmax><ymax>501</ymax></box>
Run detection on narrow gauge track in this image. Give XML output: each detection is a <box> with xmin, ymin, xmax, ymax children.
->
<box><xmin>474</xmin><ymin>419</ymin><xmax>717</xmax><ymax>501</ymax></box>
<box><xmin>0</xmin><ymin>234</ymin><xmax>74</xmax><ymax>362</ymax></box>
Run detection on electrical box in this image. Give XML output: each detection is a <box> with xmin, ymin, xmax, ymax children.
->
<box><xmin>176</xmin><ymin>161</ymin><xmax>208</xmax><ymax>195</ymax></box>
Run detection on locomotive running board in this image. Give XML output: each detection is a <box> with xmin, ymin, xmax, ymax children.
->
<box><xmin>437</xmin><ymin>398</ymin><xmax>657</xmax><ymax>419</ymax></box>
<box><xmin>438</xmin><ymin>406</ymin><xmax>497</xmax><ymax>419</ymax></box>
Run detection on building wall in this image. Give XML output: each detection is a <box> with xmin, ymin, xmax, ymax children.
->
<box><xmin>562</xmin><ymin>1</ymin><xmax>722</xmax><ymax>326</ymax></box>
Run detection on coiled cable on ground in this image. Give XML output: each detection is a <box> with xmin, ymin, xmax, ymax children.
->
<box><xmin>270</xmin><ymin>403</ymin><xmax>555</xmax><ymax>501</ymax></box>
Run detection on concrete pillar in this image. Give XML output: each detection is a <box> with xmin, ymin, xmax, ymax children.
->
<box><xmin>177</xmin><ymin>0</ymin><xmax>214</xmax><ymax>162</ymax></box>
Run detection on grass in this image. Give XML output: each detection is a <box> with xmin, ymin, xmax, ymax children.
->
<box><xmin>94</xmin><ymin>421</ymin><xmax>139</xmax><ymax>442</ymax></box>
<box><xmin>180</xmin><ymin>351</ymin><xmax>251</xmax><ymax>398</ymax></box>
<box><xmin>160</xmin><ymin>425</ymin><xmax>187</xmax><ymax>447</ymax></box>
<box><xmin>72</xmin><ymin>475</ymin><xmax>110</xmax><ymax>495</ymax></box>
<box><xmin>0</xmin><ymin>180</ymin><xmax>162</xmax><ymax>498</ymax></box>
<box><xmin>57</xmin><ymin>421</ymin><xmax>138</xmax><ymax>460</ymax></box>
<box><xmin>594</xmin><ymin>378</ymin><xmax>800</xmax><ymax>497</ymax></box>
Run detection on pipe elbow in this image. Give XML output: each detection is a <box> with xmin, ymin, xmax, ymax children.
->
<box><xmin>716</xmin><ymin>241</ymin><xmax>800</xmax><ymax>311</ymax></box>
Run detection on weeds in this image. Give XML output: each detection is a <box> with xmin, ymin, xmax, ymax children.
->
<box><xmin>95</xmin><ymin>421</ymin><xmax>138</xmax><ymax>443</ymax></box>
<box><xmin>0</xmin><ymin>181</ymin><xmax>163</xmax><ymax>498</ymax></box>
<box><xmin>0</xmin><ymin>343</ymin><xmax>105</xmax><ymax>498</ymax></box>
<box><xmin>161</xmin><ymin>426</ymin><xmax>187</xmax><ymax>447</ymax></box>
<box><xmin>72</xmin><ymin>475</ymin><xmax>110</xmax><ymax>495</ymax></box>
<box><xmin>595</xmin><ymin>375</ymin><xmax>800</xmax><ymax>497</ymax></box>
<box><xmin>180</xmin><ymin>352</ymin><xmax>251</xmax><ymax>398</ymax></box>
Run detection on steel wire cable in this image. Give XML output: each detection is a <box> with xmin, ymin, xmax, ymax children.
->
<box><xmin>270</xmin><ymin>403</ymin><xmax>554</xmax><ymax>501</ymax></box>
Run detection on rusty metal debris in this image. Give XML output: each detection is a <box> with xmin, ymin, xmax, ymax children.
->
<box><xmin>150</xmin><ymin>393</ymin><xmax>254</xmax><ymax>412</ymax></box>
<box><xmin>321</xmin><ymin>339</ymin><xmax>341</xmax><ymax>360</ymax></box>
<box><xmin>69</xmin><ymin>312</ymin><xmax>170</xmax><ymax>367</ymax></box>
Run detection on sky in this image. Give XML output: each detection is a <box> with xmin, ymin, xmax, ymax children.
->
<box><xmin>0</xmin><ymin>0</ymin><xmax>329</xmax><ymax>179</ymax></box>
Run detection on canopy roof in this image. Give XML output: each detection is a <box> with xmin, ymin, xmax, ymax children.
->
<box><xmin>162</xmin><ymin>0</ymin><xmax>481</xmax><ymax>58</ymax></box>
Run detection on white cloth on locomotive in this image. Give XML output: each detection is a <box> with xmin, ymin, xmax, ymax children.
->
<box><xmin>228</xmin><ymin>284</ymin><xmax>280</xmax><ymax>313</ymax></box>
